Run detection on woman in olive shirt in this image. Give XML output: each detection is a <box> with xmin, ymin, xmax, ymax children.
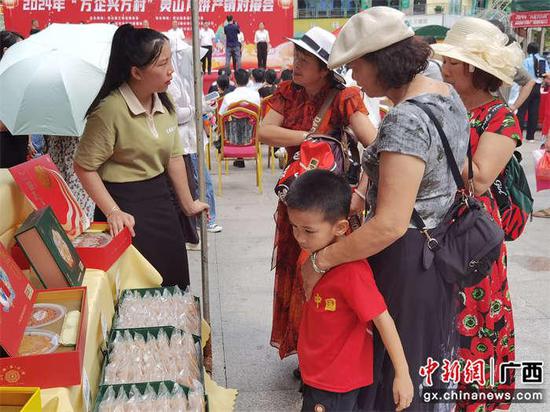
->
<box><xmin>75</xmin><ymin>24</ymin><xmax>207</xmax><ymax>288</ymax></box>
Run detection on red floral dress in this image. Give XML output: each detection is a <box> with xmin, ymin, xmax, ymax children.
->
<box><xmin>267</xmin><ymin>80</ymin><xmax>367</xmax><ymax>359</ymax></box>
<box><xmin>457</xmin><ymin>100</ymin><xmax>521</xmax><ymax>411</ymax></box>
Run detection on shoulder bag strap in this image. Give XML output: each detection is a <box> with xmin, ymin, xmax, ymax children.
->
<box><xmin>407</xmin><ymin>99</ymin><xmax>466</xmax><ymax>230</ymax></box>
<box><xmin>409</xmin><ymin>100</ymin><xmax>466</xmax><ymax>189</ymax></box>
<box><xmin>309</xmin><ymin>89</ymin><xmax>339</xmax><ymax>133</ymax></box>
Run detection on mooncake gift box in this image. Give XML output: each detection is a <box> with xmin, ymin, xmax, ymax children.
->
<box><xmin>9</xmin><ymin>155</ymin><xmax>90</xmax><ymax>239</ymax></box>
<box><xmin>15</xmin><ymin>206</ymin><xmax>85</xmax><ymax>289</ymax></box>
<box><xmin>10</xmin><ymin>156</ymin><xmax>131</xmax><ymax>272</ymax></box>
<box><xmin>0</xmin><ymin>244</ymin><xmax>88</xmax><ymax>388</ymax></box>
<box><xmin>13</xmin><ymin>222</ymin><xmax>131</xmax><ymax>273</ymax></box>
<box><xmin>72</xmin><ymin>223</ymin><xmax>131</xmax><ymax>272</ymax></box>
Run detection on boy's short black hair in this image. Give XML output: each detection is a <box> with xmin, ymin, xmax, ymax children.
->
<box><xmin>217</xmin><ymin>75</ymin><xmax>230</xmax><ymax>91</ymax></box>
<box><xmin>286</xmin><ymin>169</ymin><xmax>351</xmax><ymax>223</ymax></box>
<box><xmin>265</xmin><ymin>69</ymin><xmax>277</xmax><ymax>85</ymax></box>
<box><xmin>252</xmin><ymin>68</ymin><xmax>265</xmax><ymax>83</ymax></box>
<box><xmin>280</xmin><ymin>69</ymin><xmax>293</xmax><ymax>81</ymax></box>
<box><xmin>235</xmin><ymin>68</ymin><xmax>249</xmax><ymax>86</ymax></box>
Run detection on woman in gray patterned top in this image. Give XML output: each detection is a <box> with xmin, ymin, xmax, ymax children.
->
<box><xmin>300</xmin><ymin>8</ymin><xmax>470</xmax><ymax>411</ymax></box>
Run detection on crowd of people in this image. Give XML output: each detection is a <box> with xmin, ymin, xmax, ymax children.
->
<box><xmin>1</xmin><ymin>7</ymin><xmax>550</xmax><ymax>411</ymax></box>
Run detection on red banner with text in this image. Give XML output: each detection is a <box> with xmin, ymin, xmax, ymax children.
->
<box><xmin>510</xmin><ymin>11</ymin><xmax>550</xmax><ymax>28</ymax></box>
<box><xmin>2</xmin><ymin>0</ymin><xmax>295</xmax><ymax>69</ymax></box>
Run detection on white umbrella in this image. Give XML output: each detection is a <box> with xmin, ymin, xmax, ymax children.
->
<box><xmin>0</xmin><ymin>24</ymin><xmax>116</xmax><ymax>136</ymax></box>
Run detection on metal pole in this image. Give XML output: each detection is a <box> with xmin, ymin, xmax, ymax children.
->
<box><xmin>190</xmin><ymin>0</ymin><xmax>210</xmax><ymax>327</ymax></box>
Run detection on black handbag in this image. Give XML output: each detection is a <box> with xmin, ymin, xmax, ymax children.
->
<box><xmin>408</xmin><ymin>100</ymin><xmax>504</xmax><ymax>288</ymax></box>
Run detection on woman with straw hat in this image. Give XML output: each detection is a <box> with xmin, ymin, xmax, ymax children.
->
<box><xmin>432</xmin><ymin>17</ymin><xmax>523</xmax><ymax>411</ymax></box>
<box><xmin>301</xmin><ymin>7</ymin><xmax>470</xmax><ymax>410</ymax></box>
<box><xmin>258</xmin><ymin>26</ymin><xmax>377</xmax><ymax>363</ymax></box>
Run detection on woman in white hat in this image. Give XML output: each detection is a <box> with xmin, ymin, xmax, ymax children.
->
<box><xmin>431</xmin><ymin>17</ymin><xmax>524</xmax><ymax>411</ymax></box>
<box><xmin>258</xmin><ymin>26</ymin><xmax>377</xmax><ymax>362</ymax></box>
<box><xmin>301</xmin><ymin>7</ymin><xmax>470</xmax><ymax>410</ymax></box>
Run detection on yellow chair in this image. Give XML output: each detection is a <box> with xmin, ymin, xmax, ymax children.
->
<box><xmin>217</xmin><ymin>106</ymin><xmax>262</xmax><ymax>195</ymax></box>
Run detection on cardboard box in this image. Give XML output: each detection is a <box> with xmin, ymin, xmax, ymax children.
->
<box><xmin>15</xmin><ymin>207</ymin><xmax>85</xmax><ymax>289</ymax></box>
<box><xmin>73</xmin><ymin>223</ymin><xmax>131</xmax><ymax>272</ymax></box>
<box><xmin>0</xmin><ymin>247</ymin><xmax>88</xmax><ymax>388</ymax></box>
<box><xmin>0</xmin><ymin>387</ymin><xmax>41</xmax><ymax>412</ymax></box>
<box><xmin>9</xmin><ymin>155</ymin><xmax>90</xmax><ymax>239</ymax></box>
<box><xmin>13</xmin><ymin>223</ymin><xmax>131</xmax><ymax>273</ymax></box>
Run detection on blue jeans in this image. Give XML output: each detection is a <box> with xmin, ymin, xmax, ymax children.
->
<box><xmin>225</xmin><ymin>44</ymin><xmax>241</xmax><ymax>72</ymax></box>
<box><xmin>190</xmin><ymin>153</ymin><xmax>216</xmax><ymax>225</ymax></box>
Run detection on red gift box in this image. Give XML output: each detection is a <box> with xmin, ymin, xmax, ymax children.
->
<box><xmin>8</xmin><ymin>155</ymin><xmax>90</xmax><ymax>240</ymax></box>
<box><xmin>12</xmin><ymin>222</ymin><xmax>131</xmax><ymax>273</ymax></box>
<box><xmin>74</xmin><ymin>223</ymin><xmax>131</xmax><ymax>272</ymax></box>
<box><xmin>0</xmin><ymin>245</ymin><xmax>87</xmax><ymax>388</ymax></box>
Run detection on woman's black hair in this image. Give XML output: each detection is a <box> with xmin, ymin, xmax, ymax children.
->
<box><xmin>86</xmin><ymin>24</ymin><xmax>173</xmax><ymax>116</ymax></box>
<box><xmin>0</xmin><ymin>31</ymin><xmax>24</xmax><ymax>60</ymax></box>
<box><xmin>527</xmin><ymin>42</ymin><xmax>539</xmax><ymax>55</ymax></box>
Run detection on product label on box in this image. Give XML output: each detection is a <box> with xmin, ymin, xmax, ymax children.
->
<box><xmin>82</xmin><ymin>368</ymin><xmax>91</xmax><ymax>412</ymax></box>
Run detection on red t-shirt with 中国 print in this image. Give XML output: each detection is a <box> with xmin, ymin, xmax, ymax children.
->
<box><xmin>298</xmin><ymin>259</ymin><xmax>387</xmax><ymax>393</ymax></box>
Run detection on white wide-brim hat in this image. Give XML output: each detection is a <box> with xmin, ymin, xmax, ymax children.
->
<box><xmin>431</xmin><ymin>17</ymin><xmax>523</xmax><ymax>85</ymax></box>
<box><xmin>328</xmin><ymin>7</ymin><xmax>414</xmax><ymax>69</ymax></box>
<box><xmin>287</xmin><ymin>27</ymin><xmax>346</xmax><ymax>83</ymax></box>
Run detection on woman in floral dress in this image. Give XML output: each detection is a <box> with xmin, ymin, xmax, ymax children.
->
<box><xmin>434</xmin><ymin>17</ymin><xmax>524</xmax><ymax>411</ymax></box>
<box><xmin>258</xmin><ymin>27</ymin><xmax>376</xmax><ymax>360</ymax></box>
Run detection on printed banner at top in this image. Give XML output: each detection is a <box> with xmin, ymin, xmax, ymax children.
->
<box><xmin>510</xmin><ymin>11</ymin><xmax>550</xmax><ymax>28</ymax></box>
<box><xmin>2</xmin><ymin>0</ymin><xmax>294</xmax><ymax>68</ymax></box>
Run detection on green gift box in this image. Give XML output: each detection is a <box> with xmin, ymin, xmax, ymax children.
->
<box><xmin>15</xmin><ymin>206</ymin><xmax>85</xmax><ymax>289</ymax></box>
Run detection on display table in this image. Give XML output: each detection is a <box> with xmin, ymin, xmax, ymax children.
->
<box><xmin>0</xmin><ymin>169</ymin><xmax>237</xmax><ymax>411</ymax></box>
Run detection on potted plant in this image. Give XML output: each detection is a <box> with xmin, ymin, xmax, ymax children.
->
<box><xmin>434</xmin><ymin>5</ymin><xmax>444</xmax><ymax>13</ymax></box>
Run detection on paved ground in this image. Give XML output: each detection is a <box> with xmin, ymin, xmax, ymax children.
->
<box><xmin>189</xmin><ymin>141</ymin><xmax>549</xmax><ymax>412</ymax></box>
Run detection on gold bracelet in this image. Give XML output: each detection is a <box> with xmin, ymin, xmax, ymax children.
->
<box><xmin>106</xmin><ymin>205</ymin><xmax>120</xmax><ymax>218</ymax></box>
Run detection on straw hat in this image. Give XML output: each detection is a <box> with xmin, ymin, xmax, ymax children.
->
<box><xmin>431</xmin><ymin>17</ymin><xmax>523</xmax><ymax>85</ymax></box>
<box><xmin>328</xmin><ymin>7</ymin><xmax>414</xmax><ymax>69</ymax></box>
<box><xmin>287</xmin><ymin>27</ymin><xmax>345</xmax><ymax>83</ymax></box>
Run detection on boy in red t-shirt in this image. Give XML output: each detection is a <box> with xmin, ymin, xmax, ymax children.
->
<box><xmin>286</xmin><ymin>169</ymin><xmax>413</xmax><ymax>412</ymax></box>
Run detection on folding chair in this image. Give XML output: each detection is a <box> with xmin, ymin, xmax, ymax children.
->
<box><xmin>217</xmin><ymin>106</ymin><xmax>262</xmax><ymax>195</ymax></box>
